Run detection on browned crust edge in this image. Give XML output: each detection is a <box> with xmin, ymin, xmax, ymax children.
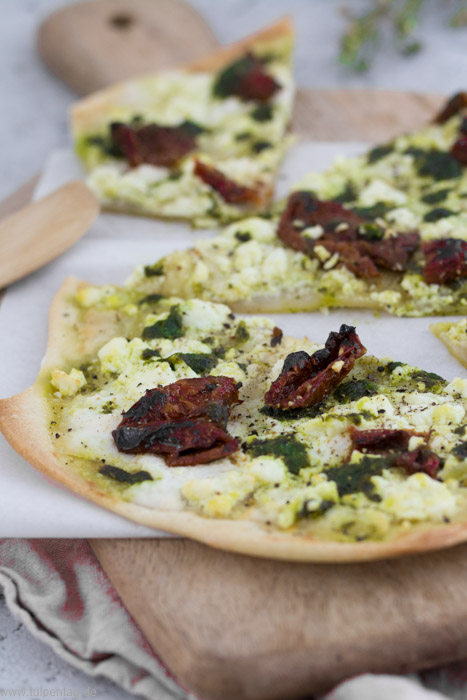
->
<box><xmin>2</xmin><ymin>277</ymin><xmax>467</xmax><ymax>562</ymax></box>
<box><xmin>70</xmin><ymin>16</ymin><xmax>293</xmax><ymax>135</ymax></box>
<box><xmin>431</xmin><ymin>321</ymin><xmax>467</xmax><ymax>371</ymax></box>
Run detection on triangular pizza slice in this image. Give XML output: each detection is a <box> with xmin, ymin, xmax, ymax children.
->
<box><xmin>125</xmin><ymin>93</ymin><xmax>467</xmax><ymax>315</ymax></box>
<box><xmin>71</xmin><ymin>18</ymin><xmax>294</xmax><ymax>226</ymax></box>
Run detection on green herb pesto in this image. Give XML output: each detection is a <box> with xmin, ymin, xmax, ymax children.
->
<box><xmin>386</xmin><ymin>361</ymin><xmax>405</xmax><ymax>372</ymax></box>
<box><xmin>421</xmin><ymin>189</ymin><xmax>451</xmax><ymax>204</ymax></box>
<box><xmin>99</xmin><ymin>465</ymin><xmax>153</xmax><ymax>484</ymax></box>
<box><xmin>246</xmin><ymin>435</ymin><xmax>309</xmax><ymax>474</ymax></box>
<box><xmin>164</xmin><ymin>353</ymin><xmax>218</xmax><ymax>375</ymax></box>
<box><xmin>339</xmin><ymin>411</ymin><xmax>374</xmax><ymax>425</ymax></box>
<box><xmin>138</xmin><ymin>294</ymin><xmax>164</xmax><ymax>305</ymax></box>
<box><xmin>453</xmin><ymin>441</ymin><xmax>467</xmax><ymax>460</ymax></box>
<box><xmin>86</xmin><ymin>133</ymin><xmax>123</xmax><ymax>159</ymax></box>
<box><xmin>212</xmin><ymin>55</ymin><xmax>254</xmax><ymax>98</ymax></box>
<box><xmin>423</xmin><ymin>207</ymin><xmax>456</xmax><ymax>222</ymax></box>
<box><xmin>297</xmin><ymin>498</ymin><xmax>335</xmax><ymax>519</ymax></box>
<box><xmin>144</xmin><ymin>262</ymin><xmax>164</xmax><ymax>277</ymax></box>
<box><xmin>326</xmin><ymin>456</ymin><xmax>386</xmax><ymax>500</ymax></box>
<box><xmin>411</xmin><ymin>369</ymin><xmax>447</xmax><ymax>391</ymax></box>
<box><xmin>179</xmin><ymin>120</ymin><xmax>205</xmax><ymax>136</ymax></box>
<box><xmin>141</xmin><ymin>349</ymin><xmax>161</xmax><ymax>361</ymax></box>
<box><xmin>234</xmin><ymin>321</ymin><xmax>250</xmax><ymax>345</ymax></box>
<box><xmin>260</xmin><ymin>402</ymin><xmax>325</xmax><ymax>422</ymax></box>
<box><xmin>252</xmin><ymin>140</ymin><xmax>272</xmax><ymax>153</ymax></box>
<box><xmin>352</xmin><ymin>202</ymin><xmax>392</xmax><ymax>220</ymax></box>
<box><xmin>358</xmin><ymin>223</ymin><xmax>385</xmax><ymax>241</ymax></box>
<box><xmin>334</xmin><ymin>379</ymin><xmax>378</xmax><ymax>403</ymax></box>
<box><xmin>333</xmin><ymin>182</ymin><xmax>357</xmax><ymax>204</ymax></box>
<box><xmin>142</xmin><ymin>306</ymin><xmax>183</xmax><ymax>340</ymax></box>
<box><xmin>251</xmin><ymin>104</ymin><xmax>274</xmax><ymax>121</ymax></box>
<box><xmin>367</xmin><ymin>144</ymin><xmax>394</xmax><ymax>164</ymax></box>
<box><xmin>235</xmin><ymin>231</ymin><xmax>252</xmax><ymax>243</ymax></box>
<box><xmin>416</xmin><ymin>150</ymin><xmax>463</xmax><ymax>181</ymax></box>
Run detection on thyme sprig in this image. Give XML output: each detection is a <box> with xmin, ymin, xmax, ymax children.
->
<box><xmin>340</xmin><ymin>0</ymin><xmax>467</xmax><ymax>72</ymax></box>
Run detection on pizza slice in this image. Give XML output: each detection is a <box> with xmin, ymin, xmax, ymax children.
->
<box><xmin>71</xmin><ymin>18</ymin><xmax>294</xmax><ymax>226</ymax></box>
<box><xmin>431</xmin><ymin>318</ymin><xmax>467</xmax><ymax>368</ymax></box>
<box><xmin>126</xmin><ymin>93</ymin><xmax>467</xmax><ymax>315</ymax></box>
<box><xmin>3</xmin><ymin>278</ymin><xmax>467</xmax><ymax>562</ymax></box>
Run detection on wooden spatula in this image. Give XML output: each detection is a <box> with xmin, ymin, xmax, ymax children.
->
<box><xmin>0</xmin><ymin>181</ymin><xmax>99</xmax><ymax>289</ymax></box>
<box><xmin>37</xmin><ymin>0</ymin><xmax>219</xmax><ymax>95</ymax></box>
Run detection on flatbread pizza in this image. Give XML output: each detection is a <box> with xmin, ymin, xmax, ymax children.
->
<box><xmin>3</xmin><ymin>277</ymin><xmax>467</xmax><ymax>562</ymax></box>
<box><xmin>431</xmin><ymin>318</ymin><xmax>467</xmax><ymax>369</ymax></box>
<box><xmin>126</xmin><ymin>93</ymin><xmax>467</xmax><ymax>315</ymax></box>
<box><xmin>71</xmin><ymin>18</ymin><xmax>294</xmax><ymax>226</ymax></box>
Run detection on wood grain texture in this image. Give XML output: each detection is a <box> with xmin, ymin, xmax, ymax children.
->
<box><xmin>0</xmin><ymin>182</ymin><xmax>99</xmax><ymax>289</ymax></box>
<box><xmin>37</xmin><ymin>0</ymin><xmax>219</xmax><ymax>95</ymax></box>
<box><xmin>91</xmin><ymin>537</ymin><xmax>467</xmax><ymax>700</ymax></box>
<box><xmin>293</xmin><ymin>89</ymin><xmax>443</xmax><ymax>142</ymax></box>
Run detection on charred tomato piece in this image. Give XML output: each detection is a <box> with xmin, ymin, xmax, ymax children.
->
<box><xmin>277</xmin><ymin>191</ymin><xmax>363</xmax><ymax>254</ymax></box>
<box><xmin>194</xmin><ymin>160</ymin><xmax>261</xmax><ymax>205</ymax></box>
<box><xmin>110</xmin><ymin>121</ymin><xmax>197</xmax><ymax>168</ymax></box>
<box><xmin>350</xmin><ymin>428</ymin><xmax>415</xmax><ymax>453</ymax></box>
<box><xmin>213</xmin><ymin>53</ymin><xmax>280</xmax><ymax>102</ymax></box>
<box><xmin>276</xmin><ymin>191</ymin><xmax>419</xmax><ymax>279</ymax></box>
<box><xmin>349</xmin><ymin>428</ymin><xmax>442</xmax><ymax>479</ymax></box>
<box><xmin>394</xmin><ymin>446</ymin><xmax>443</xmax><ymax>479</ymax></box>
<box><xmin>113</xmin><ymin>376</ymin><xmax>240</xmax><ymax>466</ymax></box>
<box><xmin>357</xmin><ymin>233</ymin><xmax>420</xmax><ymax>273</ymax></box>
<box><xmin>422</xmin><ymin>238</ymin><xmax>467</xmax><ymax>284</ymax></box>
<box><xmin>264</xmin><ymin>325</ymin><xmax>367</xmax><ymax>410</ymax></box>
<box><xmin>434</xmin><ymin>92</ymin><xmax>467</xmax><ymax>124</ymax></box>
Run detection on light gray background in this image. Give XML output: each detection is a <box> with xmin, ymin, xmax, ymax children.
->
<box><xmin>2</xmin><ymin>0</ymin><xmax>467</xmax><ymax>696</ymax></box>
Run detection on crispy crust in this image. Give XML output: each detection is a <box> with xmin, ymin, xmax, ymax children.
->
<box><xmin>3</xmin><ymin>277</ymin><xmax>467</xmax><ymax>561</ymax></box>
<box><xmin>431</xmin><ymin>321</ymin><xmax>467</xmax><ymax>370</ymax></box>
<box><xmin>70</xmin><ymin>17</ymin><xmax>293</xmax><ymax>135</ymax></box>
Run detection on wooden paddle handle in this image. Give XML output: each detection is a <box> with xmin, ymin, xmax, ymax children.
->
<box><xmin>37</xmin><ymin>0</ymin><xmax>219</xmax><ymax>95</ymax></box>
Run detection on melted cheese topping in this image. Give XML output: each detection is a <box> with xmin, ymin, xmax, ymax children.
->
<box><xmin>73</xmin><ymin>40</ymin><xmax>294</xmax><ymax>226</ymax></box>
<box><xmin>49</xmin><ymin>291</ymin><xmax>467</xmax><ymax>543</ymax></box>
<box><xmin>126</xmin><ymin>115</ymin><xmax>467</xmax><ymax>315</ymax></box>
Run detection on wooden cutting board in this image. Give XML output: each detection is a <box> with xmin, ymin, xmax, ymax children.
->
<box><xmin>13</xmin><ymin>2</ymin><xmax>467</xmax><ymax>698</ymax></box>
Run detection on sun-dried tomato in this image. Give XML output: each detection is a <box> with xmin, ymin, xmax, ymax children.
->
<box><xmin>277</xmin><ymin>191</ymin><xmax>362</xmax><ymax>254</ymax></box>
<box><xmin>434</xmin><ymin>92</ymin><xmax>467</xmax><ymax>124</ymax></box>
<box><xmin>358</xmin><ymin>233</ymin><xmax>420</xmax><ymax>272</ymax></box>
<box><xmin>349</xmin><ymin>428</ymin><xmax>442</xmax><ymax>479</ymax></box>
<box><xmin>276</xmin><ymin>191</ymin><xmax>419</xmax><ymax>279</ymax></box>
<box><xmin>264</xmin><ymin>325</ymin><xmax>367</xmax><ymax>410</ymax></box>
<box><xmin>318</xmin><ymin>240</ymin><xmax>380</xmax><ymax>278</ymax></box>
<box><xmin>213</xmin><ymin>53</ymin><xmax>280</xmax><ymax>102</ymax></box>
<box><xmin>451</xmin><ymin>134</ymin><xmax>467</xmax><ymax>165</ymax></box>
<box><xmin>194</xmin><ymin>160</ymin><xmax>260</xmax><ymax>205</ymax></box>
<box><xmin>422</xmin><ymin>238</ymin><xmax>467</xmax><ymax>284</ymax></box>
<box><xmin>394</xmin><ymin>446</ymin><xmax>442</xmax><ymax>479</ymax></box>
<box><xmin>110</xmin><ymin>122</ymin><xmax>197</xmax><ymax>168</ymax></box>
<box><xmin>270</xmin><ymin>326</ymin><xmax>283</xmax><ymax>347</ymax></box>
<box><xmin>350</xmin><ymin>428</ymin><xmax>414</xmax><ymax>453</ymax></box>
<box><xmin>113</xmin><ymin>376</ymin><xmax>240</xmax><ymax>466</ymax></box>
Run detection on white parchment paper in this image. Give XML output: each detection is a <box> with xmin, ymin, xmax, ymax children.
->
<box><xmin>1</xmin><ymin>142</ymin><xmax>465</xmax><ymax>537</ymax></box>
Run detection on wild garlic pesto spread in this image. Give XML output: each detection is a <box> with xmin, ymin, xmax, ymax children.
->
<box><xmin>127</xmin><ymin>114</ymin><xmax>467</xmax><ymax>315</ymax></box>
<box><xmin>72</xmin><ymin>36</ymin><xmax>294</xmax><ymax>226</ymax></box>
<box><xmin>48</xmin><ymin>286</ymin><xmax>467</xmax><ymax>543</ymax></box>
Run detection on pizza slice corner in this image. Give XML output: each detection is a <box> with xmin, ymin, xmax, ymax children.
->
<box><xmin>70</xmin><ymin>17</ymin><xmax>295</xmax><ymax>226</ymax></box>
